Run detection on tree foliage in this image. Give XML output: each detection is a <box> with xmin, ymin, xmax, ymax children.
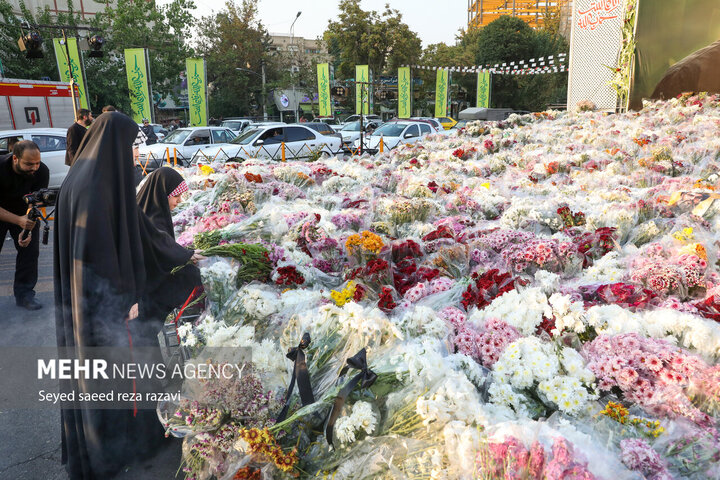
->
<box><xmin>0</xmin><ymin>0</ymin><xmax>72</xmax><ymax>80</ymax></box>
<box><xmin>324</xmin><ymin>0</ymin><xmax>422</xmax><ymax>80</ymax></box>
<box><xmin>472</xmin><ymin>15</ymin><xmax>568</xmax><ymax>110</ymax></box>
<box><xmin>89</xmin><ymin>0</ymin><xmax>195</xmax><ymax>112</ymax></box>
<box><xmin>195</xmin><ymin>0</ymin><xmax>278</xmax><ymax>118</ymax></box>
<box><xmin>0</xmin><ymin>0</ymin><xmax>194</xmax><ymax>114</ymax></box>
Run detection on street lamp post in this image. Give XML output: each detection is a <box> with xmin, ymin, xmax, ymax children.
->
<box><xmin>290</xmin><ymin>11</ymin><xmax>301</xmax><ymax>122</ymax></box>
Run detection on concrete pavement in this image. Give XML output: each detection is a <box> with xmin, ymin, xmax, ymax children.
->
<box><xmin>0</xmin><ymin>227</ymin><xmax>183</xmax><ymax>480</ymax></box>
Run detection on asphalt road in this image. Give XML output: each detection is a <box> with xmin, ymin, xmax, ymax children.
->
<box><xmin>0</xmin><ymin>226</ymin><xmax>183</xmax><ymax>480</ymax></box>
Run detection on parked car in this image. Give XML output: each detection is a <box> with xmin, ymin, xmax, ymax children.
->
<box><xmin>338</xmin><ymin>120</ymin><xmax>382</xmax><ymax>151</ymax></box>
<box><xmin>220</xmin><ymin>118</ymin><xmax>253</xmax><ymax>133</ymax></box>
<box><xmin>313</xmin><ymin>116</ymin><xmax>343</xmax><ymax>131</ymax></box>
<box><xmin>305</xmin><ymin>122</ymin><xmax>342</xmax><ymax>140</ymax></box>
<box><xmin>352</xmin><ymin>121</ymin><xmax>430</xmax><ymax>154</ymax></box>
<box><xmin>192</xmin><ymin>124</ymin><xmax>342</xmax><ymax>163</ymax></box>
<box><xmin>409</xmin><ymin>117</ymin><xmax>445</xmax><ymax>133</ymax></box>
<box><xmin>245</xmin><ymin>121</ymin><xmax>286</xmax><ymax>129</ymax></box>
<box><xmin>137</xmin><ymin>127</ymin><xmax>236</xmax><ymax>169</ymax></box>
<box><xmin>450</xmin><ymin>119</ymin><xmax>469</xmax><ymax>131</ymax></box>
<box><xmin>436</xmin><ymin>116</ymin><xmax>457</xmax><ymax>130</ymax></box>
<box><xmin>341</xmin><ymin>114</ymin><xmax>382</xmax><ymax>127</ymax></box>
<box><xmin>0</xmin><ymin>128</ymin><xmax>68</xmax><ymax>188</ymax></box>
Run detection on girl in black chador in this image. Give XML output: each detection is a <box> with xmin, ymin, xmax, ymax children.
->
<box><xmin>136</xmin><ymin>166</ymin><xmax>203</xmax><ymax>326</ymax></box>
<box><xmin>54</xmin><ymin>112</ymin><xmax>198</xmax><ymax>479</ymax></box>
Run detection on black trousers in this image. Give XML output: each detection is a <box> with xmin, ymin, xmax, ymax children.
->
<box><xmin>0</xmin><ymin>221</ymin><xmax>40</xmax><ymax>301</ymax></box>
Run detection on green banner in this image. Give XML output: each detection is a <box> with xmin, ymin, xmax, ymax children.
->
<box><xmin>52</xmin><ymin>38</ymin><xmax>89</xmax><ymax>110</ymax></box>
<box><xmin>355</xmin><ymin>65</ymin><xmax>370</xmax><ymax>114</ymax></box>
<box><xmin>476</xmin><ymin>71</ymin><xmax>491</xmax><ymax>108</ymax></box>
<box><xmin>186</xmin><ymin>58</ymin><xmax>208</xmax><ymax>127</ymax></box>
<box><xmin>124</xmin><ymin>48</ymin><xmax>153</xmax><ymax>123</ymax></box>
<box><xmin>434</xmin><ymin>68</ymin><xmax>449</xmax><ymax>118</ymax></box>
<box><xmin>317</xmin><ymin>63</ymin><xmax>332</xmax><ymax>117</ymax></box>
<box><xmin>398</xmin><ymin>67</ymin><xmax>412</xmax><ymax>118</ymax></box>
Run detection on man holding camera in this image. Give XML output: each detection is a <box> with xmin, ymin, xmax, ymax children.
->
<box><xmin>0</xmin><ymin>141</ymin><xmax>48</xmax><ymax>310</ymax></box>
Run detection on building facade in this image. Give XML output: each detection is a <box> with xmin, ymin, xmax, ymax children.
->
<box><xmin>268</xmin><ymin>33</ymin><xmax>330</xmax><ymax>70</ymax></box>
<box><xmin>467</xmin><ymin>0</ymin><xmax>571</xmax><ymax>29</ymax></box>
<box><xmin>8</xmin><ymin>0</ymin><xmax>112</xmax><ymax>22</ymax></box>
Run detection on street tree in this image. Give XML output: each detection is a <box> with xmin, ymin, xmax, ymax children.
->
<box><xmin>88</xmin><ymin>0</ymin><xmax>196</xmax><ymax>113</ymax></box>
<box><xmin>0</xmin><ymin>0</ymin><xmax>79</xmax><ymax>80</ymax></box>
<box><xmin>471</xmin><ymin>15</ymin><xmax>568</xmax><ymax>110</ymax></box>
<box><xmin>196</xmin><ymin>0</ymin><xmax>278</xmax><ymax>118</ymax></box>
<box><xmin>324</xmin><ymin>0</ymin><xmax>422</xmax><ymax>80</ymax></box>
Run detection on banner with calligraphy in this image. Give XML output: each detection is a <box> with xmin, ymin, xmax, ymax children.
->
<box><xmin>52</xmin><ymin>38</ymin><xmax>89</xmax><ymax>110</ymax></box>
<box><xmin>397</xmin><ymin>67</ymin><xmax>412</xmax><ymax>118</ymax></box>
<box><xmin>476</xmin><ymin>71</ymin><xmax>491</xmax><ymax>108</ymax></box>
<box><xmin>124</xmin><ymin>48</ymin><xmax>153</xmax><ymax>123</ymax></box>
<box><xmin>567</xmin><ymin>0</ymin><xmax>627</xmax><ymax>111</ymax></box>
<box><xmin>434</xmin><ymin>68</ymin><xmax>449</xmax><ymax>118</ymax></box>
<box><xmin>355</xmin><ymin>65</ymin><xmax>370</xmax><ymax>114</ymax></box>
<box><xmin>316</xmin><ymin>63</ymin><xmax>332</xmax><ymax>117</ymax></box>
<box><xmin>186</xmin><ymin>58</ymin><xmax>208</xmax><ymax>127</ymax></box>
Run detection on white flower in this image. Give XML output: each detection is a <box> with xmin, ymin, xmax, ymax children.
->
<box><xmin>333</xmin><ymin>401</ymin><xmax>378</xmax><ymax>446</ymax></box>
<box><xmin>470</xmin><ymin>287</ymin><xmax>548</xmax><ymax>335</ymax></box>
<box><xmin>546</xmin><ymin>292</ymin><xmax>586</xmax><ymax>334</ymax></box>
<box><xmin>396</xmin><ymin>306</ymin><xmax>449</xmax><ymax>339</ymax></box>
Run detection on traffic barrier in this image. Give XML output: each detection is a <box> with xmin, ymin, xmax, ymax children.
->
<box><xmin>379</xmin><ymin>137</ymin><xmax>384</xmax><ymax>153</ymax></box>
<box><xmin>281</xmin><ymin>142</ymin><xmax>286</xmax><ymax>162</ymax></box>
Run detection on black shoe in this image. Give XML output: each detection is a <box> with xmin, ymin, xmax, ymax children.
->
<box><xmin>16</xmin><ymin>297</ymin><xmax>42</xmax><ymax>310</ymax></box>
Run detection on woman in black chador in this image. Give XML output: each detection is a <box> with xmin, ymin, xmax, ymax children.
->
<box><xmin>54</xmin><ymin>112</ymin><xmax>194</xmax><ymax>479</ymax></box>
<box><xmin>136</xmin><ymin>166</ymin><xmax>203</xmax><ymax>326</ymax></box>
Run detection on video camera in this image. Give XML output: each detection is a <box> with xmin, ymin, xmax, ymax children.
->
<box><xmin>21</xmin><ymin>188</ymin><xmax>58</xmax><ymax>245</ymax></box>
<box><xmin>23</xmin><ymin>188</ymin><xmax>57</xmax><ymax>207</ymax></box>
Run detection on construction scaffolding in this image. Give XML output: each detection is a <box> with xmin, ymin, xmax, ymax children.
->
<box><xmin>467</xmin><ymin>0</ymin><xmax>571</xmax><ymax>29</ymax></box>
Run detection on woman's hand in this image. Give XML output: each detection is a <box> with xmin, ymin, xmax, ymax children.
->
<box><xmin>127</xmin><ymin>303</ymin><xmax>139</xmax><ymax>320</ymax></box>
<box><xmin>191</xmin><ymin>250</ymin><xmax>206</xmax><ymax>264</ymax></box>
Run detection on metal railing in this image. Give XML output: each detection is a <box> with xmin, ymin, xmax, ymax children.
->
<box><xmin>135</xmin><ymin>138</ymin><xmax>414</xmax><ymax>175</ymax></box>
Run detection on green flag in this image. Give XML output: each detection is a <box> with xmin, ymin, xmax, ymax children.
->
<box><xmin>124</xmin><ymin>48</ymin><xmax>153</xmax><ymax>123</ymax></box>
<box><xmin>476</xmin><ymin>71</ymin><xmax>491</xmax><ymax>108</ymax></box>
<box><xmin>186</xmin><ymin>58</ymin><xmax>208</xmax><ymax>127</ymax></box>
<box><xmin>355</xmin><ymin>65</ymin><xmax>370</xmax><ymax>114</ymax></box>
<box><xmin>398</xmin><ymin>67</ymin><xmax>412</xmax><ymax>118</ymax></box>
<box><xmin>52</xmin><ymin>38</ymin><xmax>89</xmax><ymax>110</ymax></box>
<box><xmin>317</xmin><ymin>63</ymin><xmax>332</xmax><ymax>117</ymax></box>
<box><xmin>434</xmin><ymin>68</ymin><xmax>449</xmax><ymax>117</ymax></box>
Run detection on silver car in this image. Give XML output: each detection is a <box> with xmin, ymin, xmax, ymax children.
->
<box><xmin>192</xmin><ymin>124</ymin><xmax>342</xmax><ymax>163</ymax></box>
<box><xmin>0</xmin><ymin>128</ymin><xmax>69</xmax><ymax>188</ymax></box>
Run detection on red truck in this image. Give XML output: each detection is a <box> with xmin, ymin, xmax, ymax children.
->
<box><xmin>0</xmin><ymin>78</ymin><xmax>79</xmax><ymax>130</ymax></box>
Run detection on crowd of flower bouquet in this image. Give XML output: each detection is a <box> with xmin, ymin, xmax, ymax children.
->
<box><xmin>159</xmin><ymin>93</ymin><xmax>720</xmax><ymax>480</ymax></box>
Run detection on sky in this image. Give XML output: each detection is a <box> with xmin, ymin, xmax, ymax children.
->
<box><xmin>175</xmin><ymin>0</ymin><xmax>469</xmax><ymax>47</ymax></box>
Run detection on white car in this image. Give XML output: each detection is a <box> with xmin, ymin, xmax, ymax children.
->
<box><xmin>342</xmin><ymin>114</ymin><xmax>382</xmax><ymax>125</ymax></box>
<box><xmin>138</xmin><ymin>127</ymin><xmax>236</xmax><ymax>169</ymax></box>
<box><xmin>220</xmin><ymin>119</ymin><xmax>253</xmax><ymax>133</ymax></box>
<box><xmin>409</xmin><ymin>117</ymin><xmax>445</xmax><ymax>133</ymax></box>
<box><xmin>0</xmin><ymin>128</ymin><xmax>68</xmax><ymax>188</ymax></box>
<box><xmin>192</xmin><ymin>124</ymin><xmax>342</xmax><ymax>163</ymax></box>
<box><xmin>338</xmin><ymin>120</ymin><xmax>382</xmax><ymax>151</ymax></box>
<box><xmin>353</xmin><ymin>121</ymin><xmax>432</xmax><ymax>154</ymax></box>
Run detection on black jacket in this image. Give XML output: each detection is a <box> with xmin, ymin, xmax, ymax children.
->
<box><xmin>65</xmin><ymin>122</ymin><xmax>87</xmax><ymax>166</ymax></box>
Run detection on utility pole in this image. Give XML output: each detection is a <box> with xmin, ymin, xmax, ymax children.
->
<box><xmin>261</xmin><ymin>62</ymin><xmax>267</xmax><ymax>121</ymax></box>
<box><xmin>290</xmin><ymin>11</ymin><xmax>301</xmax><ymax>122</ymax></box>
